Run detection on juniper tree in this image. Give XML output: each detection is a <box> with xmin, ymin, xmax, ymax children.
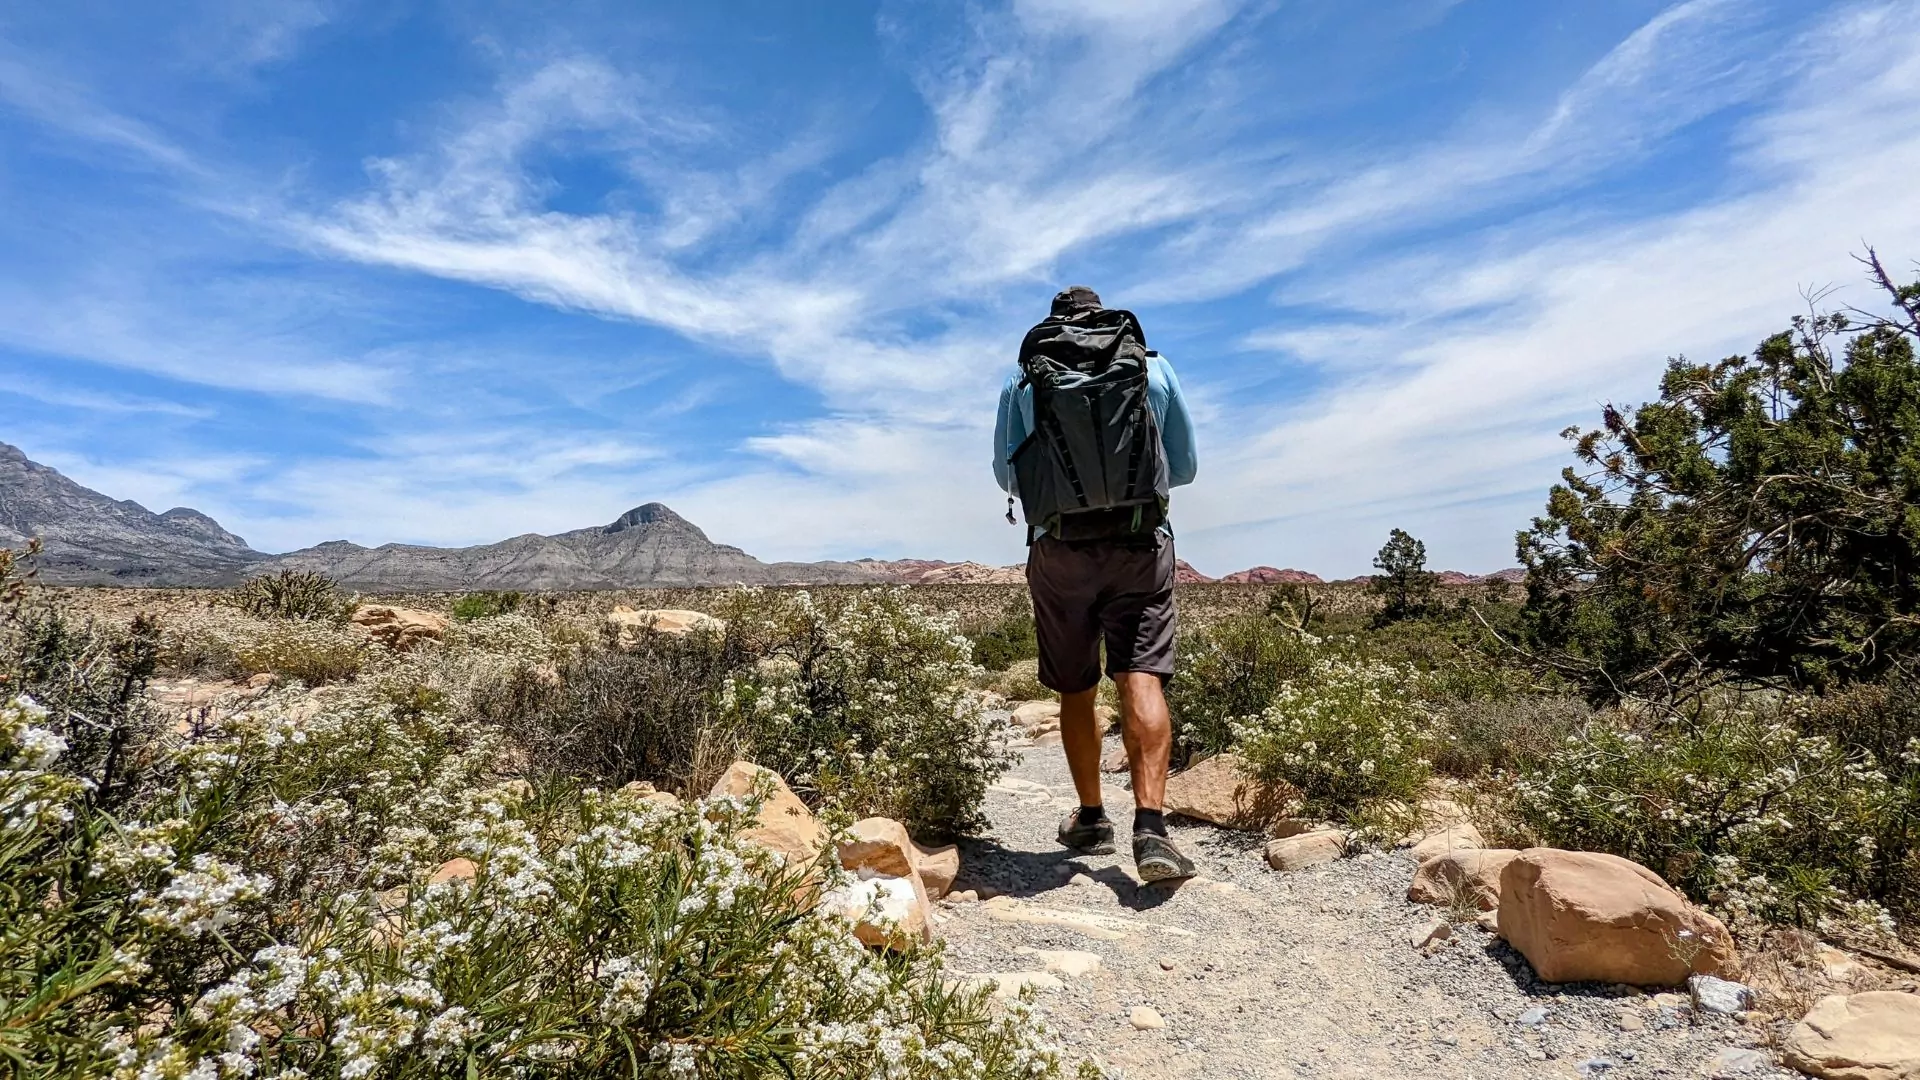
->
<box><xmin>1518</xmin><ymin>250</ymin><xmax>1920</xmax><ymax>696</ymax></box>
<box><xmin>1369</xmin><ymin>528</ymin><xmax>1437</xmax><ymax>626</ymax></box>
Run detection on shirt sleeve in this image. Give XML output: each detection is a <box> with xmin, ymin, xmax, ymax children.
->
<box><xmin>993</xmin><ymin>374</ymin><xmax>1023</xmax><ymax>494</ymax></box>
<box><xmin>1157</xmin><ymin>357</ymin><xmax>1199</xmax><ymax>488</ymax></box>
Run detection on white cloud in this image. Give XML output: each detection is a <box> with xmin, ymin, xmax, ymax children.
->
<box><xmin>1188</xmin><ymin>4</ymin><xmax>1920</xmax><ymax>574</ymax></box>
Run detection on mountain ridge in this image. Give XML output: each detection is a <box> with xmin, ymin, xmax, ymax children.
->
<box><xmin>1</xmin><ymin>441</ymin><xmax>1525</xmax><ymax>588</ymax></box>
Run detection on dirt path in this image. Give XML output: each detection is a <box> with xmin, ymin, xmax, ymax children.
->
<box><xmin>934</xmin><ymin>731</ymin><xmax>1795</xmax><ymax>1080</ymax></box>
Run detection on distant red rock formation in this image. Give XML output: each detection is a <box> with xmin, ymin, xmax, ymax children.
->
<box><xmin>1217</xmin><ymin>567</ymin><xmax>1323</xmax><ymax>584</ymax></box>
<box><xmin>1174</xmin><ymin>559</ymin><xmax>1214</xmax><ymax>584</ymax></box>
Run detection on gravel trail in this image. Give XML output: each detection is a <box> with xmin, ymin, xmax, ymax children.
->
<box><xmin>934</xmin><ymin>733</ymin><xmax>1795</xmax><ymax>1080</ymax></box>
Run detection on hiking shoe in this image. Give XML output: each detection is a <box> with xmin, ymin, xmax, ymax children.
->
<box><xmin>1133</xmin><ymin>832</ymin><xmax>1197</xmax><ymax>883</ymax></box>
<box><xmin>1057</xmin><ymin>808</ymin><xmax>1116</xmax><ymax>854</ymax></box>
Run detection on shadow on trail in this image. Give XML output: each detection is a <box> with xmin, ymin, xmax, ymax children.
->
<box><xmin>953</xmin><ymin>836</ymin><xmax>1189</xmax><ymax>912</ymax></box>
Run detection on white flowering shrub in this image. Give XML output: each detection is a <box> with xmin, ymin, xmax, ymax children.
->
<box><xmin>715</xmin><ymin>589</ymin><xmax>1014</xmax><ymax>839</ymax></box>
<box><xmin>1166</xmin><ymin>611</ymin><xmax>1318</xmax><ymax>761</ymax></box>
<box><xmin>1231</xmin><ymin>656</ymin><xmax>1437</xmax><ymax>831</ymax></box>
<box><xmin>1509</xmin><ymin>696</ymin><xmax>1920</xmax><ymax>940</ymax></box>
<box><xmin>1</xmin><ymin>687</ymin><xmax>1065</xmax><ymax>1079</ymax></box>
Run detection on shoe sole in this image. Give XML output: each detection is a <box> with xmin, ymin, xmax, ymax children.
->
<box><xmin>1136</xmin><ymin>856</ymin><xmax>1195</xmax><ymax>883</ymax></box>
<box><xmin>1061</xmin><ymin>834</ymin><xmax>1116</xmax><ymax>856</ymax></box>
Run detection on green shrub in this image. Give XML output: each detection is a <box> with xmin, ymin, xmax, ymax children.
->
<box><xmin>233</xmin><ymin>619</ymin><xmax>369</xmax><ymax>685</ymax></box>
<box><xmin>471</xmin><ymin>627</ymin><xmax>744</xmax><ymax>796</ymax></box>
<box><xmin>714</xmin><ymin>588</ymin><xmax>1012</xmax><ymax>839</ymax></box>
<box><xmin>229</xmin><ymin>569</ymin><xmax>354</xmax><ymax>621</ymax></box>
<box><xmin>1433</xmin><ymin>694</ymin><xmax>1590</xmax><ymax>777</ymax></box>
<box><xmin>0</xmin><ymin>690</ymin><xmax>1066</xmax><ymax>1080</ymax></box>
<box><xmin>1232</xmin><ymin>656</ymin><xmax>1437</xmax><ymax>835</ymax></box>
<box><xmin>965</xmin><ymin>596</ymin><xmax>1038</xmax><ymax>672</ymax></box>
<box><xmin>450</xmin><ymin>590</ymin><xmax>524</xmax><ymax>622</ymax></box>
<box><xmin>1509</xmin><ymin>695</ymin><xmax>1919</xmax><ymax>939</ymax></box>
<box><xmin>996</xmin><ymin>658</ymin><xmax>1050</xmax><ymax>702</ymax></box>
<box><xmin>1166</xmin><ymin>611</ymin><xmax>1316</xmax><ymax>760</ymax></box>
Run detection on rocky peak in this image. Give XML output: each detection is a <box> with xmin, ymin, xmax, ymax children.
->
<box><xmin>605</xmin><ymin>503</ymin><xmax>700</xmax><ymax>536</ymax></box>
<box><xmin>159</xmin><ymin>507</ymin><xmax>251</xmax><ymax>550</ymax></box>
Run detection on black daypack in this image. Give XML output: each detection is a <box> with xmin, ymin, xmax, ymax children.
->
<box><xmin>1008</xmin><ymin>306</ymin><xmax>1170</xmax><ymax>543</ymax></box>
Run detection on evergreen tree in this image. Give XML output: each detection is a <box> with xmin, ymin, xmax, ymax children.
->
<box><xmin>1369</xmin><ymin>528</ymin><xmax>1436</xmax><ymax>625</ymax></box>
<box><xmin>1519</xmin><ymin>251</ymin><xmax>1920</xmax><ymax>696</ymax></box>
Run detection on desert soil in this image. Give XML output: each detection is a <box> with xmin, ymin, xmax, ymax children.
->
<box><xmin>934</xmin><ymin>726</ymin><xmax>1796</xmax><ymax>1080</ymax></box>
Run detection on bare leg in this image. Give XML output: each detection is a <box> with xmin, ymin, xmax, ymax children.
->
<box><xmin>1115</xmin><ymin>671</ymin><xmax>1172</xmax><ymax>811</ymax></box>
<box><xmin>1059</xmin><ymin>686</ymin><xmax>1105</xmax><ymax>809</ymax></box>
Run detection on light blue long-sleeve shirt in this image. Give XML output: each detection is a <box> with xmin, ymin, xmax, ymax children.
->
<box><xmin>994</xmin><ymin>352</ymin><xmax>1198</xmax><ymax>509</ymax></box>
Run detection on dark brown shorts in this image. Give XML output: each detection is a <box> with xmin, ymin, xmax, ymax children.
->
<box><xmin>1025</xmin><ymin>534</ymin><xmax>1177</xmax><ymax>694</ymax></box>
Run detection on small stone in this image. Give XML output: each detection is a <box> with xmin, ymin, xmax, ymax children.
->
<box><xmin>1617</xmin><ymin>1010</ymin><xmax>1646</xmax><ymax>1033</ymax></box>
<box><xmin>1016</xmin><ymin>947</ymin><xmax>1103</xmax><ymax>978</ymax></box>
<box><xmin>1411</xmin><ymin>921</ymin><xmax>1453</xmax><ymax>950</ymax></box>
<box><xmin>1410</xmin><ymin>821</ymin><xmax>1486</xmax><ymax>861</ymax></box>
<box><xmin>1356</xmin><ymin>852</ymin><xmax>1377</xmax><ymax>864</ymax></box>
<box><xmin>1517</xmin><ymin>1006</ymin><xmax>1548</xmax><ymax>1027</ymax></box>
<box><xmin>1071</xmin><ymin>872</ymin><xmax>1095</xmax><ymax>886</ymax></box>
<box><xmin>1818</xmin><ymin>948</ymin><xmax>1863</xmax><ymax>984</ymax></box>
<box><xmin>1577</xmin><ymin>1057</ymin><xmax>1620</xmax><ymax>1077</ymax></box>
<box><xmin>1265</xmin><ymin>829</ymin><xmax>1347</xmax><ymax>871</ymax></box>
<box><xmin>428</xmin><ymin>857</ymin><xmax>477</xmax><ymax>885</ymax></box>
<box><xmin>1034</xmin><ymin>731</ymin><xmax>1063</xmax><ymax>746</ymax></box>
<box><xmin>911</xmin><ymin>841</ymin><xmax>961</xmax><ymax>900</ymax></box>
<box><xmin>1708</xmin><ymin>1047</ymin><xmax>1770</xmax><ymax>1076</ymax></box>
<box><xmin>1129</xmin><ymin>1005</ymin><xmax>1166</xmax><ymax>1031</ymax></box>
<box><xmin>947</xmin><ymin>889</ymin><xmax>979</xmax><ymax>903</ymax></box>
<box><xmin>1435</xmin><ymin>1033</ymin><xmax>1459</xmax><ymax>1047</ymax></box>
<box><xmin>1690</xmin><ymin>974</ymin><xmax>1757</xmax><ymax>1016</ymax></box>
<box><xmin>1476</xmin><ymin>911</ymin><xmax>1501</xmax><ymax>933</ymax></box>
<box><xmin>982</xmin><ymin>971</ymin><xmax>1063</xmax><ymax>999</ymax></box>
<box><xmin>1158</xmin><ymin>958</ymin><xmax>1176</xmax><ymax>971</ymax></box>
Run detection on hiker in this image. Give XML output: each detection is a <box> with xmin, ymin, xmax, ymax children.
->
<box><xmin>993</xmin><ymin>284</ymin><xmax>1199</xmax><ymax>882</ymax></box>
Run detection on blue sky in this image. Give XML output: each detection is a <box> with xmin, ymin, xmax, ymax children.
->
<box><xmin>3</xmin><ymin>0</ymin><xmax>1918</xmax><ymax>576</ymax></box>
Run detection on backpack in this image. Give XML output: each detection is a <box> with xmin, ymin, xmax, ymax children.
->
<box><xmin>1007</xmin><ymin>306</ymin><xmax>1170</xmax><ymax>544</ymax></box>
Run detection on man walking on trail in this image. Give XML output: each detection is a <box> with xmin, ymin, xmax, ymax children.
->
<box><xmin>993</xmin><ymin>284</ymin><xmax>1199</xmax><ymax>882</ymax></box>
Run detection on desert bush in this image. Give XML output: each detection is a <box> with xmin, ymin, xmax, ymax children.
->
<box><xmin>232</xmin><ymin>618</ymin><xmax>371</xmax><ymax>686</ymax></box>
<box><xmin>471</xmin><ymin>626</ymin><xmax>744</xmax><ymax>797</ymax></box>
<box><xmin>1232</xmin><ymin>657</ymin><xmax>1437</xmax><ymax>834</ymax></box>
<box><xmin>0</xmin><ymin>689</ymin><xmax>1067</xmax><ymax>1080</ymax></box>
<box><xmin>995</xmin><ymin>658</ymin><xmax>1050</xmax><ymax>702</ymax></box>
<box><xmin>229</xmin><ymin>568</ymin><xmax>355</xmax><ymax>621</ymax></box>
<box><xmin>1433</xmin><ymin>694</ymin><xmax>1591</xmax><ymax>777</ymax></box>
<box><xmin>1166</xmin><ymin>611</ymin><xmax>1317</xmax><ymax>761</ymax></box>
<box><xmin>964</xmin><ymin>596</ymin><xmax>1038</xmax><ymax>672</ymax></box>
<box><xmin>1508</xmin><ymin>694</ymin><xmax>1920</xmax><ymax>940</ymax></box>
<box><xmin>714</xmin><ymin>588</ymin><xmax>1012</xmax><ymax>839</ymax></box>
<box><xmin>1264</xmin><ymin>583</ymin><xmax>1317</xmax><ymax>628</ymax></box>
<box><xmin>450</xmin><ymin>589</ymin><xmax>524</xmax><ymax>622</ymax></box>
<box><xmin>0</xmin><ymin>550</ymin><xmax>164</xmax><ymax>808</ymax></box>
